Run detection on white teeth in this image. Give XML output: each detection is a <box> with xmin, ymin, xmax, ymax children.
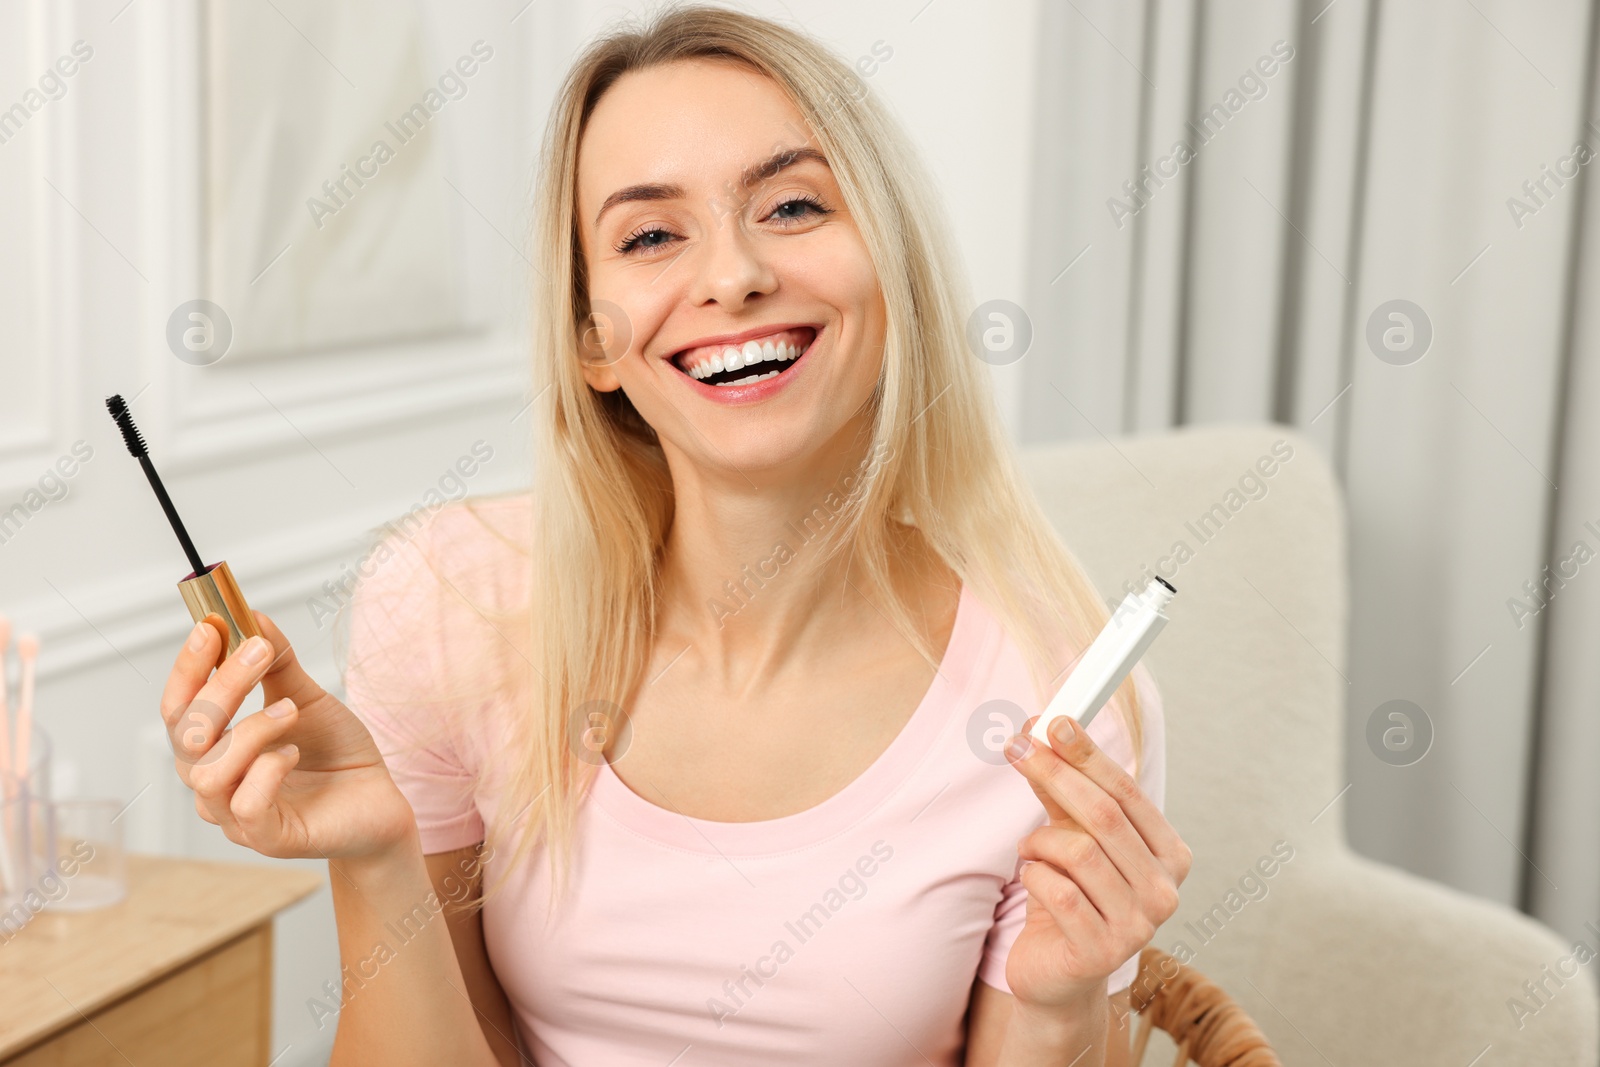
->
<box><xmin>679</xmin><ymin>332</ymin><xmax>809</xmax><ymax>379</ymax></box>
<box><xmin>714</xmin><ymin>369</ymin><xmax>781</xmax><ymax>387</ymax></box>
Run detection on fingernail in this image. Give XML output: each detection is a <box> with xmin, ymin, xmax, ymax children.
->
<box><xmin>1050</xmin><ymin>715</ymin><xmax>1077</xmax><ymax>747</ymax></box>
<box><xmin>265</xmin><ymin>699</ymin><xmax>295</xmax><ymax>719</ymax></box>
<box><xmin>185</xmin><ymin>622</ymin><xmax>208</xmax><ymax>653</ymax></box>
<box><xmin>279</xmin><ymin>743</ymin><xmax>299</xmax><ymax>759</ymax></box>
<box><xmin>1004</xmin><ymin>733</ymin><xmax>1034</xmax><ymax>761</ymax></box>
<box><xmin>239</xmin><ymin>636</ymin><xmax>271</xmax><ymax>667</ymax></box>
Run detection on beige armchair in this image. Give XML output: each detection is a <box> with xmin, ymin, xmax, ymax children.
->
<box><xmin>1019</xmin><ymin>422</ymin><xmax>1599</xmax><ymax>1065</ymax></box>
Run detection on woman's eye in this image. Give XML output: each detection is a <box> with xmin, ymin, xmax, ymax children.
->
<box><xmin>767</xmin><ymin>197</ymin><xmax>830</xmax><ymax>223</ymax></box>
<box><xmin>617</xmin><ymin>227</ymin><xmax>678</xmax><ymax>255</ymax></box>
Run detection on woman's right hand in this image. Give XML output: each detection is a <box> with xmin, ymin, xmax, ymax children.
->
<box><xmin>160</xmin><ymin>611</ymin><xmax>418</xmax><ymax>863</ymax></box>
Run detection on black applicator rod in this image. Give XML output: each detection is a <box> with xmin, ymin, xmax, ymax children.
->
<box><xmin>105</xmin><ymin>394</ymin><xmax>208</xmax><ymax>576</ymax></box>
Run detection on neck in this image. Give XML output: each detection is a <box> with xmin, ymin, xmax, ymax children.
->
<box><xmin>652</xmin><ymin>433</ymin><xmax>931</xmax><ymax>690</ymax></box>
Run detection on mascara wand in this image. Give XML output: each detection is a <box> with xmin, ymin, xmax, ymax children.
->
<box><xmin>105</xmin><ymin>395</ymin><xmax>206</xmax><ymax>576</ymax></box>
<box><xmin>104</xmin><ymin>395</ymin><xmax>262</xmax><ymax>662</ymax></box>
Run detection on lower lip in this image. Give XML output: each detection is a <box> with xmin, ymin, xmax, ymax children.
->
<box><xmin>671</xmin><ymin>333</ymin><xmax>817</xmax><ymax>404</ymax></box>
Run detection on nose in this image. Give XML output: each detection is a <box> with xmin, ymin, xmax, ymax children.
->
<box><xmin>687</xmin><ymin>216</ymin><xmax>777</xmax><ymax>311</ymax></box>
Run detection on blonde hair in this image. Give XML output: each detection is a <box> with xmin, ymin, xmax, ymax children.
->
<box><xmin>381</xmin><ymin>3</ymin><xmax>1144</xmax><ymax>911</ymax></box>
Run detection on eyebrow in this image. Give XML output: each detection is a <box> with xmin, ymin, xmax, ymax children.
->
<box><xmin>593</xmin><ymin>182</ymin><xmax>683</xmax><ymax>226</ymax></box>
<box><xmin>592</xmin><ymin>146</ymin><xmax>830</xmax><ymax>226</ymax></box>
<box><xmin>739</xmin><ymin>146</ymin><xmax>829</xmax><ymax>188</ymax></box>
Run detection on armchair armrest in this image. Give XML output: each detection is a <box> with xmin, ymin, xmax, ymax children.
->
<box><xmin>1215</xmin><ymin>854</ymin><xmax>1599</xmax><ymax>1065</ymax></box>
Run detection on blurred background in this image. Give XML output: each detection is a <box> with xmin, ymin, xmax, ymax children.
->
<box><xmin>1</xmin><ymin>0</ymin><xmax>1597</xmax><ymax>1061</ymax></box>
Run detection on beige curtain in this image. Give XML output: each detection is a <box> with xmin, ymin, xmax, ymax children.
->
<box><xmin>1022</xmin><ymin>0</ymin><xmax>1600</xmax><ymax>954</ymax></box>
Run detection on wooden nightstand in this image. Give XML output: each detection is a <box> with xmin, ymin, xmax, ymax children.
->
<box><xmin>0</xmin><ymin>853</ymin><xmax>324</xmax><ymax>1065</ymax></box>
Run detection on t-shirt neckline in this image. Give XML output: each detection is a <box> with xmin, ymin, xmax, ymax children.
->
<box><xmin>590</xmin><ymin>581</ymin><xmax>988</xmax><ymax>856</ymax></box>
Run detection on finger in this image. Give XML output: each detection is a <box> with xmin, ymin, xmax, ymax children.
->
<box><xmin>174</xmin><ymin>634</ymin><xmax>279</xmax><ymax>770</ymax></box>
<box><xmin>252</xmin><ymin>613</ymin><xmax>330</xmax><ymax>712</ymax></box>
<box><xmin>1007</xmin><ymin>720</ymin><xmax>1174</xmax><ymax>904</ymax></box>
<box><xmin>1045</xmin><ymin>714</ymin><xmax>1191</xmax><ymax>883</ymax></box>
<box><xmin>1019</xmin><ymin>825</ymin><xmax>1146</xmax><ymax>939</ymax></box>
<box><xmin>1020</xmin><ymin>857</ymin><xmax>1111</xmax><ymax>947</ymax></box>
<box><xmin>160</xmin><ymin>621</ymin><xmax>222</xmax><ymax>729</ymax></box>
<box><xmin>192</xmin><ymin>769</ymin><xmax>244</xmax><ymax>841</ymax></box>
<box><xmin>1007</xmin><ymin>715</ymin><xmax>1145</xmax><ymax>858</ymax></box>
<box><xmin>1019</xmin><ymin>713</ymin><xmax>1190</xmax><ymax>883</ymax></box>
<box><xmin>1004</xmin><ymin>715</ymin><xmax>1080</xmax><ymax>826</ymax></box>
<box><xmin>229</xmin><ymin>744</ymin><xmax>300</xmax><ymax>849</ymax></box>
<box><xmin>187</xmin><ymin>699</ymin><xmax>298</xmax><ymax>808</ymax></box>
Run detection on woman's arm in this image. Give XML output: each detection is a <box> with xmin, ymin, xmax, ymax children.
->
<box><xmin>973</xmin><ymin>711</ymin><xmax>1188</xmax><ymax>1067</ymax></box>
<box><xmin>156</xmin><ymin>614</ymin><xmax>509</xmax><ymax>1066</ymax></box>
<box><xmin>425</xmin><ymin>844</ymin><xmax>528</xmax><ymax>1066</ymax></box>
<box><xmin>963</xmin><ymin>978</ymin><xmax>1132</xmax><ymax>1067</ymax></box>
<box><xmin>327</xmin><ymin>836</ymin><xmax>509</xmax><ymax>1067</ymax></box>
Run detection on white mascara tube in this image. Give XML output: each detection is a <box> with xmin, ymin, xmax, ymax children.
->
<box><xmin>1030</xmin><ymin>577</ymin><xmax>1176</xmax><ymax>744</ymax></box>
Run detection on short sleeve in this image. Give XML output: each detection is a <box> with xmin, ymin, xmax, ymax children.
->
<box><xmin>977</xmin><ymin>661</ymin><xmax>1168</xmax><ymax>996</ymax></box>
<box><xmin>341</xmin><ymin>515</ymin><xmax>489</xmax><ymax>855</ymax></box>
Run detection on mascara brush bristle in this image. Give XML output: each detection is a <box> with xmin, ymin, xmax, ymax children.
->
<box><xmin>105</xmin><ymin>394</ymin><xmax>149</xmax><ymax>458</ymax></box>
<box><xmin>104</xmin><ymin>393</ymin><xmax>207</xmax><ymax>575</ymax></box>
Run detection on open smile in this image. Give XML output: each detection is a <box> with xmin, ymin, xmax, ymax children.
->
<box><xmin>669</xmin><ymin>326</ymin><xmax>818</xmax><ymax>388</ymax></box>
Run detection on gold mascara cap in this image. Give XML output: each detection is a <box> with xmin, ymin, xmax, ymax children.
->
<box><xmin>178</xmin><ymin>561</ymin><xmax>262</xmax><ymax>664</ymax></box>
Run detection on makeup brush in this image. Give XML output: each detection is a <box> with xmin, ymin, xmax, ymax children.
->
<box><xmin>0</xmin><ymin>633</ymin><xmax>34</xmax><ymax>899</ymax></box>
<box><xmin>104</xmin><ymin>395</ymin><xmax>262</xmax><ymax>660</ymax></box>
<box><xmin>0</xmin><ymin>805</ymin><xmax>13</xmax><ymax>895</ymax></box>
<box><xmin>0</xmin><ymin>618</ymin><xmax>12</xmax><ymax>895</ymax></box>
<box><xmin>105</xmin><ymin>395</ymin><xmax>205</xmax><ymax>576</ymax></box>
<box><xmin>0</xmin><ymin>656</ymin><xmax>13</xmax><ymax>893</ymax></box>
<box><xmin>13</xmin><ymin>635</ymin><xmax>35</xmax><ymax>786</ymax></box>
<box><xmin>0</xmin><ymin>615</ymin><xmax>10</xmax><ymax>796</ymax></box>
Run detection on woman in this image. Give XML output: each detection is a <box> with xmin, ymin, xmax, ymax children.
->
<box><xmin>159</xmin><ymin>7</ymin><xmax>1190</xmax><ymax>1065</ymax></box>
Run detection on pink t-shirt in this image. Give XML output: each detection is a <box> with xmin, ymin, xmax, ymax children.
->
<box><xmin>343</xmin><ymin>497</ymin><xmax>1167</xmax><ymax>1066</ymax></box>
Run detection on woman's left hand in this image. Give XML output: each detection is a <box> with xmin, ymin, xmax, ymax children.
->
<box><xmin>1001</xmin><ymin>714</ymin><xmax>1192</xmax><ymax>1013</ymax></box>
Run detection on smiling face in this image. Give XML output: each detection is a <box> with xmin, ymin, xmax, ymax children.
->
<box><xmin>575</xmin><ymin>58</ymin><xmax>888</xmax><ymax>477</ymax></box>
